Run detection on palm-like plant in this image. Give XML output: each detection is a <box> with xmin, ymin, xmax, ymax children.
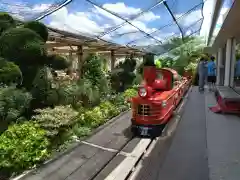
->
<box><xmin>159</xmin><ymin>36</ymin><xmax>205</xmax><ymax>75</ymax></box>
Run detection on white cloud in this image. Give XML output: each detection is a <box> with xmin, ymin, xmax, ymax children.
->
<box><xmin>176</xmin><ymin>10</ymin><xmax>202</xmax><ymax>27</ymax></box>
<box><xmin>4</xmin><ymin>2</ymin><xmax>51</xmax><ymax>20</ymax></box>
<box><xmin>32</xmin><ymin>4</ymin><xmax>51</xmax><ymax>12</ymax></box>
<box><xmin>103</xmin><ymin>2</ymin><xmax>141</xmax><ymax>16</ymax></box>
<box><xmin>200</xmin><ymin>0</ymin><xmax>214</xmax><ymax>37</ymax></box>
<box><xmin>136</xmin><ymin>12</ymin><xmax>160</xmax><ymax>22</ymax></box>
<box><xmin>48</xmin><ymin>2</ymin><xmax>160</xmax><ymax>43</ymax></box>
<box><xmin>50</xmin><ymin>7</ymin><xmax>104</xmax><ymax>35</ymax></box>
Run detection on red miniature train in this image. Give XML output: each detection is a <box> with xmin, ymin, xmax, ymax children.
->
<box><xmin>130</xmin><ymin>66</ymin><xmax>191</xmax><ymax>137</ymax></box>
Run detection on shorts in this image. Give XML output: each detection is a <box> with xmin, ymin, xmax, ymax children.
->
<box><xmin>208</xmin><ymin>76</ymin><xmax>216</xmax><ymax>83</ymax></box>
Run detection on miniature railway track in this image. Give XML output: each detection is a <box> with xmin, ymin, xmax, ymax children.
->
<box><xmin>90</xmin><ymin>86</ymin><xmax>192</xmax><ymax>180</ymax></box>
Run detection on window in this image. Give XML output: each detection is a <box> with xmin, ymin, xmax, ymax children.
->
<box><xmin>156</xmin><ymin>71</ymin><xmax>163</xmax><ymax>80</ymax></box>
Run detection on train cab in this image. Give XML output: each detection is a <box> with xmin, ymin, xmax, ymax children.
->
<box><xmin>130</xmin><ymin>66</ymin><xmax>189</xmax><ymax>137</ymax></box>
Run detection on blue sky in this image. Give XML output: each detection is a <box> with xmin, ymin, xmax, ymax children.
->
<box><xmin>0</xmin><ymin>0</ymin><xmax>233</xmax><ymax>48</ymax></box>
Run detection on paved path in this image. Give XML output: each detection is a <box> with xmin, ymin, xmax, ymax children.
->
<box><xmin>133</xmin><ymin>86</ymin><xmax>240</xmax><ymax>180</ymax></box>
<box><xmin>133</xmin><ymin>87</ymin><xmax>209</xmax><ymax>180</ymax></box>
<box><xmin>21</xmin><ymin>111</ymin><xmax>137</xmax><ymax>180</ymax></box>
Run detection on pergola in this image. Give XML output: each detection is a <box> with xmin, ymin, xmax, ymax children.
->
<box><xmin>46</xmin><ymin>27</ymin><xmax>146</xmax><ymax>71</ymax></box>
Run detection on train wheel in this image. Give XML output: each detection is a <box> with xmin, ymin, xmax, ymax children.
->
<box><xmin>131</xmin><ymin>126</ymin><xmax>137</xmax><ymax>136</ymax></box>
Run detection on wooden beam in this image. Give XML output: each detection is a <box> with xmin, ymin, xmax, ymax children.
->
<box><xmin>48</xmin><ymin>48</ymin><xmax>144</xmax><ymax>55</ymax></box>
<box><xmin>46</xmin><ymin>42</ymin><xmax>73</xmax><ymax>48</ymax></box>
<box><xmin>111</xmin><ymin>50</ymin><xmax>116</xmax><ymax>71</ymax></box>
<box><xmin>77</xmin><ymin>46</ymin><xmax>83</xmax><ymax>78</ymax></box>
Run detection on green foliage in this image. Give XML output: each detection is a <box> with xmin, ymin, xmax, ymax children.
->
<box><xmin>0</xmin><ymin>28</ymin><xmax>46</xmax><ymax>65</ymax></box>
<box><xmin>0</xmin><ymin>12</ymin><xmax>16</xmax><ymax>35</ymax></box>
<box><xmin>123</xmin><ymin>88</ymin><xmax>138</xmax><ymax>100</ymax></box>
<box><xmin>31</xmin><ymin>66</ymin><xmax>54</xmax><ymax>108</ymax></box>
<box><xmin>111</xmin><ymin>57</ymin><xmax>137</xmax><ymax>92</ymax></box>
<box><xmin>0</xmin><ymin>86</ymin><xmax>32</xmax><ymax>132</ymax></box>
<box><xmin>47</xmin><ymin>54</ymin><xmax>70</xmax><ymax>70</ymax></box>
<box><xmin>33</xmin><ymin>105</ymin><xmax>78</xmax><ymax>137</ymax></box>
<box><xmin>0</xmin><ymin>121</ymin><xmax>50</xmax><ymax>173</ymax></box>
<box><xmin>81</xmin><ymin>54</ymin><xmax>110</xmax><ymax>104</ymax></box>
<box><xmin>0</xmin><ymin>58</ymin><xmax>22</xmax><ymax>85</ymax></box>
<box><xmin>24</xmin><ymin>21</ymin><xmax>49</xmax><ymax>42</ymax></box>
<box><xmin>72</xmin><ymin>125</ymin><xmax>91</xmax><ymax>138</ymax></box>
<box><xmin>0</xmin><ymin>28</ymin><xmax>47</xmax><ymax>89</ymax></box>
<box><xmin>99</xmin><ymin>101</ymin><xmax>120</xmax><ymax>118</ymax></box>
<box><xmin>158</xmin><ymin>36</ymin><xmax>205</xmax><ymax>75</ymax></box>
<box><xmin>133</xmin><ymin>73</ymin><xmax>143</xmax><ymax>85</ymax></box>
<box><xmin>79</xmin><ymin>107</ymin><xmax>105</xmax><ymax>128</ymax></box>
<box><xmin>82</xmin><ymin>54</ymin><xmax>106</xmax><ymax>87</ymax></box>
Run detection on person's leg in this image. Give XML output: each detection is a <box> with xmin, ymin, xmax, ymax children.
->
<box><xmin>199</xmin><ymin>74</ymin><xmax>204</xmax><ymax>92</ymax></box>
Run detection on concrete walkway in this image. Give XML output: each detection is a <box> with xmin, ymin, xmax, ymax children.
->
<box><xmin>133</xmin><ymin>86</ymin><xmax>240</xmax><ymax>180</ymax></box>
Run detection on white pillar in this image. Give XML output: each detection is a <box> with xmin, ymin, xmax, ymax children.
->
<box><xmin>230</xmin><ymin>38</ymin><xmax>236</xmax><ymax>87</ymax></box>
<box><xmin>224</xmin><ymin>38</ymin><xmax>232</xmax><ymax>86</ymax></box>
<box><xmin>217</xmin><ymin>47</ymin><xmax>223</xmax><ymax>85</ymax></box>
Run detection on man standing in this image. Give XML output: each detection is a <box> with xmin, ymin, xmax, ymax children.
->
<box><xmin>235</xmin><ymin>58</ymin><xmax>240</xmax><ymax>86</ymax></box>
<box><xmin>197</xmin><ymin>57</ymin><xmax>208</xmax><ymax>92</ymax></box>
<box><xmin>207</xmin><ymin>56</ymin><xmax>216</xmax><ymax>91</ymax></box>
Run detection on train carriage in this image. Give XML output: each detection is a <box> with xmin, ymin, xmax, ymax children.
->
<box><xmin>130</xmin><ymin>66</ymin><xmax>190</xmax><ymax>137</ymax></box>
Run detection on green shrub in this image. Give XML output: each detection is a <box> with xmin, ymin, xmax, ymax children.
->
<box><xmin>31</xmin><ymin>66</ymin><xmax>55</xmax><ymax>108</ymax></box>
<box><xmin>33</xmin><ymin>105</ymin><xmax>78</xmax><ymax>137</ymax></box>
<box><xmin>47</xmin><ymin>54</ymin><xmax>70</xmax><ymax>70</ymax></box>
<box><xmin>0</xmin><ymin>58</ymin><xmax>22</xmax><ymax>85</ymax></box>
<box><xmin>0</xmin><ymin>12</ymin><xmax>16</xmax><ymax>35</ymax></box>
<box><xmin>72</xmin><ymin>125</ymin><xmax>91</xmax><ymax>138</ymax></box>
<box><xmin>0</xmin><ymin>28</ymin><xmax>46</xmax><ymax>65</ymax></box>
<box><xmin>0</xmin><ymin>86</ymin><xmax>32</xmax><ymax>132</ymax></box>
<box><xmin>0</xmin><ymin>28</ymin><xmax>47</xmax><ymax>89</ymax></box>
<box><xmin>123</xmin><ymin>88</ymin><xmax>137</xmax><ymax>100</ymax></box>
<box><xmin>79</xmin><ymin>107</ymin><xmax>105</xmax><ymax>128</ymax></box>
<box><xmin>0</xmin><ymin>121</ymin><xmax>50</xmax><ymax>173</ymax></box>
<box><xmin>82</xmin><ymin>54</ymin><xmax>109</xmax><ymax>94</ymax></box>
<box><xmin>24</xmin><ymin>21</ymin><xmax>49</xmax><ymax>42</ymax></box>
<box><xmin>99</xmin><ymin>101</ymin><xmax>120</xmax><ymax>118</ymax></box>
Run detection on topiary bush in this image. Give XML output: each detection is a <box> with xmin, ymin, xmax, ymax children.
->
<box><xmin>24</xmin><ymin>21</ymin><xmax>49</xmax><ymax>42</ymax></box>
<box><xmin>0</xmin><ymin>28</ymin><xmax>46</xmax><ymax>65</ymax></box>
<box><xmin>111</xmin><ymin>57</ymin><xmax>137</xmax><ymax>92</ymax></box>
<box><xmin>47</xmin><ymin>54</ymin><xmax>70</xmax><ymax>70</ymax></box>
<box><xmin>0</xmin><ymin>28</ymin><xmax>47</xmax><ymax>89</ymax></box>
<box><xmin>0</xmin><ymin>12</ymin><xmax>16</xmax><ymax>35</ymax></box>
<box><xmin>0</xmin><ymin>57</ymin><xmax>22</xmax><ymax>85</ymax></box>
<box><xmin>0</xmin><ymin>121</ymin><xmax>50</xmax><ymax>177</ymax></box>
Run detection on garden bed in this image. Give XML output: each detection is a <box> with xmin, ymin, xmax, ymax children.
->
<box><xmin>11</xmin><ymin>110</ymin><xmax>132</xmax><ymax>180</ymax></box>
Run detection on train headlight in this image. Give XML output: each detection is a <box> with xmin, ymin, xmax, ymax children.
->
<box><xmin>162</xmin><ymin>100</ymin><xmax>167</xmax><ymax>107</ymax></box>
<box><xmin>139</xmin><ymin>87</ymin><xmax>147</xmax><ymax>97</ymax></box>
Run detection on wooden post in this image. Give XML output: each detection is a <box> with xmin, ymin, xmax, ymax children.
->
<box><xmin>77</xmin><ymin>46</ymin><xmax>83</xmax><ymax>78</ymax></box>
<box><xmin>111</xmin><ymin>50</ymin><xmax>116</xmax><ymax>71</ymax></box>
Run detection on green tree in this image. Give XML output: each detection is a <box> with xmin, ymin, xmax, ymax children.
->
<box><xmin>159</xmin><ymin>36</ymin><xmax>205</xmax><ymax>75</ymax></box>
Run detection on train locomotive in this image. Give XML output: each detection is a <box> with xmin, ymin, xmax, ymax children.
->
<box><xmin>130</xmin><ymin>66</ymin><xmax>191</xmax><ymax>137</ymax></box>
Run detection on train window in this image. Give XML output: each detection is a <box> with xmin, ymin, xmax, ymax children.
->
<box><xmin>156</xmin><ymin>71</ymin><xmax>163</xmax><ymax>80</ymax></box>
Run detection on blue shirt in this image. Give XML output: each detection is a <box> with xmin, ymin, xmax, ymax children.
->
<box><xmin>207</xmin><ymin>61</ymin><xmax>216</xmax><ymax>76</ymax></box>
<box><xmin>235</xmin><ymin>60</ymin><xmax>240</xmax><ymax>77</ymax></box>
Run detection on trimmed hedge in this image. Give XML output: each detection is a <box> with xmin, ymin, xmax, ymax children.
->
<box><xmin>24</xmin><ymin>21</ymin><xmax>49</xmax><ymax>42</ymax></box>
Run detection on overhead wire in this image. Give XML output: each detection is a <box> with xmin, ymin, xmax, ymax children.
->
<box><xmin>126</xmin><ymin>2</ymin><xmax>204</xmax><ymax>46</ymax></box>
<box><xmin>1</xmin><ymin>0</ymin><xmax>205</xmax><ymax>55</ymax></box>
<box><xmin>97</xmin><ymin>0</ymin><xmax>165</xmax><ymax>38</ymax></box>
<box><xmin>84</xmin><ymin>0</ymin><xmax>163</xmax><ymax>45</ymax></box>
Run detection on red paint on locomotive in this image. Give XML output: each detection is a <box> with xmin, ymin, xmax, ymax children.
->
<box><xmin>130</xmin><ymin>66</ymin><xmax>190</xmax><ymax>137</ymax></box>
